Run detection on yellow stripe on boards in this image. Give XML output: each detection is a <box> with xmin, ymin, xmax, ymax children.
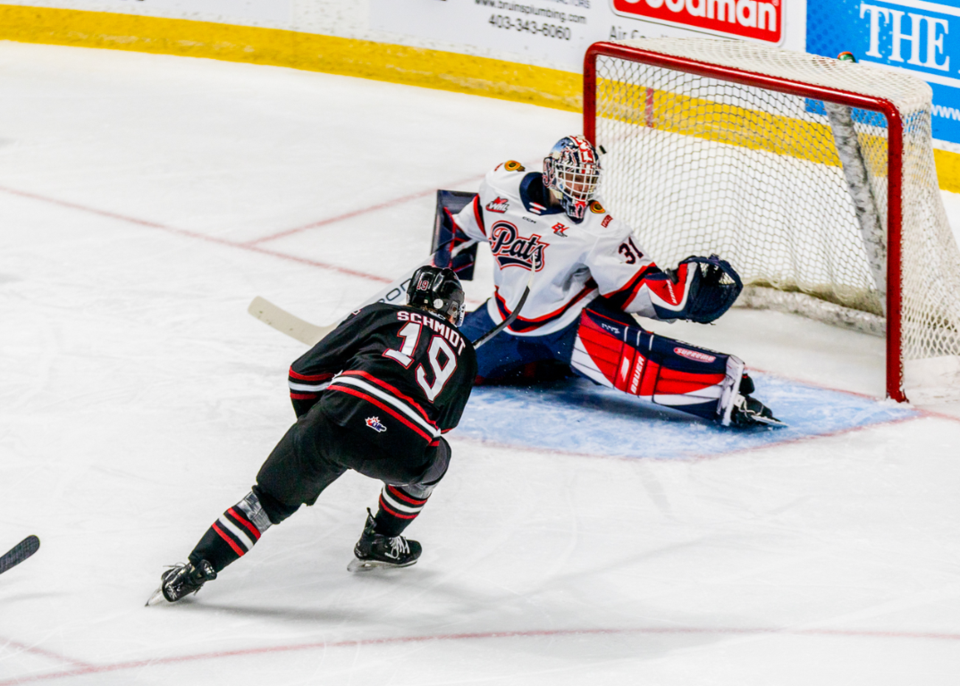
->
<box><xmin>596</xmin><ymin>80</ymin><xmax>891</xmax><ymax>173</ymax></box>
<box><xmin>934</xmin><ymin>149</ymin><xmax>960</xmax><ymax>194</ymax></box>
<box><xmin>0</xmin><ymin>5</ymin><xmax>581</xmax><ymax>111</ymax></box>
<box><xmin>1</xmin><ymin>4</ymin><xmax>959</xmax><ymax>191</ymax></box>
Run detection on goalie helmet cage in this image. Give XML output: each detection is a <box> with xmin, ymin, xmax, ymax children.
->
<box><xmin>584</xmin><ymin>38</ymin><xmax>960</xmax><ymax>403</ymax></box>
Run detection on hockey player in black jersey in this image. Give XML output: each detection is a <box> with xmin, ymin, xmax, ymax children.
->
<box><xmin>148</xmin><ymin>267</ymin><xmax>477</xmax><ymax>605</ymax></box>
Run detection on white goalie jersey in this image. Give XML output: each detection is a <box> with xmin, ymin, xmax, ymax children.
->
<box><xmin>452</xmin><ymin>161</ymin><xmax>698</xmax><ymax>336</ymax></box>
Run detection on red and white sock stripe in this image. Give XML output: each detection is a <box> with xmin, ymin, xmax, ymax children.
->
<box><xmin>212</xmin><ymin>493</ymin><xmax>271</xmax><ymax>558</ymax></box>
<box><xmin>379</xmin><ymin>485</ymin><xmax>429</xmax><ymax>521</ymax></box>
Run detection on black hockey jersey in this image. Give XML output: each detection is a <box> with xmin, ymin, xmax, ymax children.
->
<box><xmin>287</xmin><ymin>303</ymin><xmax>477</xmax><ymax>460</ymax></box>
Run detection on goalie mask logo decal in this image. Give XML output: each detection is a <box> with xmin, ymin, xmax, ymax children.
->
<box><xmin>489</xmin><ymin>221</ymin><xmax>549</xmax><ymax>272</ymax></box>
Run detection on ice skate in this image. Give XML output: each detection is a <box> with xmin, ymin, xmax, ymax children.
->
<box><xmin>145</xmin><ymin>560</ymin><xmax>217</xmax><ymax>606</ymax></box>
<box><xmin>347</xmin><ymin>510</ymin><xmax>422</xmax><ymax>572</ymax></box>
<box><xmin>730</xmin><ymin>394</ymin><xmax>785</xmax><ymax>428</ymax></box>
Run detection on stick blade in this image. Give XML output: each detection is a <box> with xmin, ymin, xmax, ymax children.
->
<box><xmin>247</xmin><ymin>296</ymin><xmax>333</xmax><ymax>346</ymax></box>
<box><xmin>0</xmin><ymin>535</ymin><xmax>40</xmax><ymax>575</ymax></box>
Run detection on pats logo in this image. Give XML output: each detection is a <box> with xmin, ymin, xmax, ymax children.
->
<box><xmin>589</xmin><ymin>200</ymin><xmax>605</xmax><ymax>214</ymax></box>
<box><xmin>489</xmin><ymin>221</ymin><xmax>549</xmax><ymax>271</ymax></box>
<box><xmin>552</xmin><ymin>222</ymin><xmax>569</xmax><ymax>237</ymax></box>
<box><xmin>365</xmin><ymin>416</ymin><xmax>387</xmax><ymax>433</ymax></box>
<box><xmin>486</xmin><ymin>197</ymin><xmax>510</xmax><ymax>213</ymax></box>
<box><xmin>673</xmin><ymin>347</ymin><xmax>716</xmax><ymax>363</ymax></box>
<box><xmin>504</xmin><ymin>160</ymin><xmax>526</xmax><ymax>172</ymax></box>
<box><xmin>610</xmin><ymin>0</ymin><xmax>783</xmax><ymax>44</ymax></box>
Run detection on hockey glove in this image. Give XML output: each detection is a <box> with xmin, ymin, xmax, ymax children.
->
<box><xmin>672</xmin><ymin>255</ymin><xmax>743</xmax><ymax>324</ymax></box>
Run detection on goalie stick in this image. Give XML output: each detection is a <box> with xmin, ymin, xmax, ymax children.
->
<box><xmin>0</xmin><ymin>535</ymin><xmax>39</xmax><ymax>575</ymax></box>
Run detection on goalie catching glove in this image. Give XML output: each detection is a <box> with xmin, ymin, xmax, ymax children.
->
<box><xmin>625</xmin><ymin>254</ymin><xmax>743</xmax><ymax>324</ymax></box>
<box><xmin>667</xmin><ymin>255</ymin><xmax>743</xmax><ymax>324</ymax></box>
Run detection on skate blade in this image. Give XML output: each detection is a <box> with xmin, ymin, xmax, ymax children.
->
<box><xmin>347</xmin><ymin>557</ymin><xmax>417</xmax><ymax>573</ymax></box>
<box><xmin>746</xmin><ymin>414</ymin><xmax>787</xmax><ymax>428</ymax></box>
<box><xmin>145</xmin><ymin>586</ymin><xmax>167</xmax><ymax>607</ymax></box>
<box><xmin>757</xmin><ymin>414</ymin><xmax>787</xmax><ymax>428</ymax></box>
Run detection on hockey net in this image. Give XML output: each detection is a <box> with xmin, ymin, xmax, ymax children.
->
<box><xmin>585</xmin><ymin>38</ymin><xmax>960</xmax><ymax>403</ymax></box>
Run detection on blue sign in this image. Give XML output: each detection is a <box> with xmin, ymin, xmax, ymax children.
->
<box><xmin>807</xmin><ymin>0</ymin><xmax>960</xmax><ymax>143</ymax></box>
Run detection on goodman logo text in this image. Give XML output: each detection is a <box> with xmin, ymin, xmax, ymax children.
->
<box><xmin>610</xmin><ymin>0</ymin><xmax>783</xmax><ymax>43</ymax></box>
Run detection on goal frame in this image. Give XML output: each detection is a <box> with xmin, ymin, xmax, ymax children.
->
<box><xmin>583</xmin><ymin>41</ymin><xmax>906</xmax><ymax>402</ymax></box>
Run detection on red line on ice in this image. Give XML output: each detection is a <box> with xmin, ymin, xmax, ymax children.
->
<box><xmin>0</xmin><ymin>185</ymin><xmax>389</xmax><ymax>283</ymax></box>
<box><xmin>0</xmin><ymin>637</ymin><xmax>93</xmax><ymax>669</ymax></box>
<box><xmin>3</xmin><ymin>625</ymin><xmax>960</xmax><ymax>685</ymax></box>
<box><xmin>244</xmin><ymin>171</ymin><xmax>487</xmax><ymax>246</ymax></box>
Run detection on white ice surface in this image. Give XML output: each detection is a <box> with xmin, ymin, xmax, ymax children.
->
<box><xmin>1</xmin><ymin>42</ymin><xmax>959</xmax><ymax>685</ymax></box>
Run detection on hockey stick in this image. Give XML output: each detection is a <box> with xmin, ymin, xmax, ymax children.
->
<box><xmin>249</xmin><ymin>240</ymin><xmax>478</xmax><ymax>346</ymax></box>
<box><xmin>248</xmin><ymin>296</ymin><xmax>330</xmax><ymax>346</ymax></box>
<box><xmin>0</xmin><ymin>535</ymin><xmax>39</xmax><ymax>575</ymax></box>
<box><xmin>249</xmin><ymin>263</ymin><xmax>534</xmax><ymax>349</ymax></box>
<box><xmin>471</xmin><ymin>270</ymin><xmax>535</xmax><ymax>349</ymax></box>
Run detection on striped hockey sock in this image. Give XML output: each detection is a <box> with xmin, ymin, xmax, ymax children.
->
<box><xmin>374</xmin><ymin>484</ymin><xmax>430</xmax><ymax>537</ymax></box>
<box><xmin>188</xmin><ymin>492</ymin><xmax>273</xmax><ymax>573</ymax></box>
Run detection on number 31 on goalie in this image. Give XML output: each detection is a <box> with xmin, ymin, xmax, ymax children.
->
<box><xmin>618</xmin><ymin>237</ymin><xmax>644</xmax><ymax>264</ymax></box>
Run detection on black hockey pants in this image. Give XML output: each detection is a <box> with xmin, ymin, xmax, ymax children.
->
<box><xmin>254</xmin><ymin>405</ymin><xmax>451</xmax><ymax>525</ymax></box>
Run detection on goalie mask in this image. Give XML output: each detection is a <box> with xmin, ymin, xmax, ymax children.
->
<box><xmin>406</xmin><ymin>266</ymin><xmax>466</xmax><ymax>327</ymax></box>
<box><xmin>543</xmin><ymin>135</ymin><xmax>602</xmax><ymax>221</ymax></box>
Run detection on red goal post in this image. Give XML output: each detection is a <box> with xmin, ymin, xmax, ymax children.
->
<box><xmin>582</xmin><ymin>39</ymin><xmax>960</xmax><ymax>403</ymax></box>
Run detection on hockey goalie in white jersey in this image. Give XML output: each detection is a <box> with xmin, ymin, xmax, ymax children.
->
<box><xmin>440</xmin><ymin>135</ymin><xmax>781</xmax><ymax>427</ymax></box>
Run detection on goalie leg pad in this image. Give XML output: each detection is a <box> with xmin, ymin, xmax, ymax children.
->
<box><xmin>570</xmin><ymin>304</ymin><xmax>743</xmax><ymax>422</ymax></box>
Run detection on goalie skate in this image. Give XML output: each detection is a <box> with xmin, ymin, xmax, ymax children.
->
<box><xmin>730</xmin><ymin>394</ymin><xmax>786</xmax><ymax>428</ymax></box>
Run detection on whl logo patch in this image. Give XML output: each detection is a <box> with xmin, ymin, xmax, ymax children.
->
<box><xmin>365</xmin><ymin>416</ymin><xmax>387</xmax><ymax>433</ymax></box>
<box><xmin>490</xmin><ymin>221</ymin><xmax>548</xmax><ymax>271</ymax></box>
<box><xmin>486</xmin><ymin>197</ymin><xmax>509</xmax><ymax>213</ymax></box>
<box><xmin>610</xmin><ymin>0</ymin><xmax>782</xmax><ymax>44</ymax></box>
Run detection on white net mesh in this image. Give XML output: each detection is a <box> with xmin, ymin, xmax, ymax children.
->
<box><xmin>590</xmin><ymin>38</ymin><xmax>960</xmax><ymax>400</ymax></box>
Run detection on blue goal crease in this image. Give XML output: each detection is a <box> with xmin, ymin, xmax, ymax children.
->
<box><xmin>454</xmin><ymin>373</ymin><xmax>920</xmax><ymax>460</ymax></box>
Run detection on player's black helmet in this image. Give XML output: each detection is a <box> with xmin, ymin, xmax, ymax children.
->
<box><xmin>407</xmin><ymin>266</ymin><xmax>466</xmax><ymax>327</ymax></box>
<box><xmin>543</xmin><ymin>135</ymin><xmax>602</xmax><ymax>220</ymax></box>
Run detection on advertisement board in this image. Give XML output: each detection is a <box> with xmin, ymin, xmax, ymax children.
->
<box><xmin>368</xmin><ymin>0</ymin><xmax>806</xmax><ymax>70</ymax></box>
<box><xmin>19</xmin><ymin>0</ymin><xmax>292</xmax><ymax>23</ymax></box>
<box><xmin>371</xmin><ymin>0</ymin><xmax>960</xmax><ymax>149</ymax></box>
<box><xmin>807</xmin><ymin>0</ymin><xmax>960</xmax><ymax>145</ymax></box>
